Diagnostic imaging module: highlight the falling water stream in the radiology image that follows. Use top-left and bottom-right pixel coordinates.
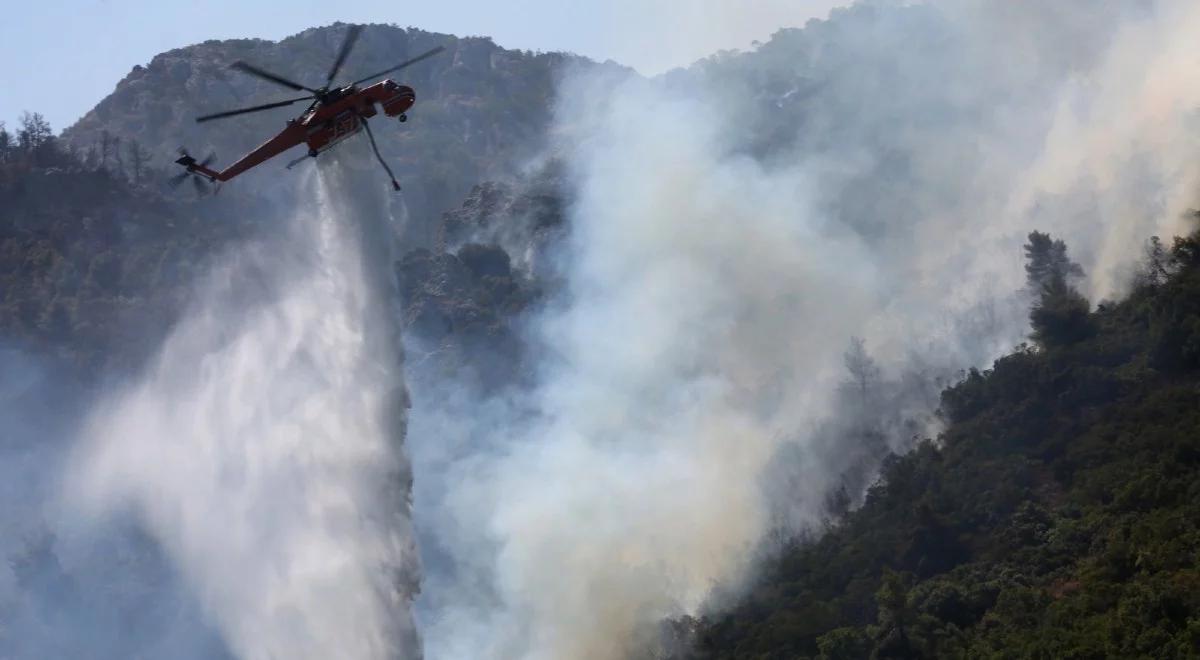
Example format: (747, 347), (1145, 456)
(67, 151), (421, 660)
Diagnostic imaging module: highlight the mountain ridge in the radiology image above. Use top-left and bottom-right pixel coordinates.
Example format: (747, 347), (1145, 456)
(60, 22), (630, 246)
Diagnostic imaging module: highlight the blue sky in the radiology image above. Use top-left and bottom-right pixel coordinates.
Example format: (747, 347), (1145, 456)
(1, 0), (844, 132)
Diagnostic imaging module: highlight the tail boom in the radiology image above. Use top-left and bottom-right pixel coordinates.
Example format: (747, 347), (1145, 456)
(174, 154), (221, 182)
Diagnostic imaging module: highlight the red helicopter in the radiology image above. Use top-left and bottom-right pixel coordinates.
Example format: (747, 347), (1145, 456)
(173, 26), (442, 192)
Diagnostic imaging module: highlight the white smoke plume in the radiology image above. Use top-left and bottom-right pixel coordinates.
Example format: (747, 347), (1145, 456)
(409, 1), (1200, 658)
(64, 146), (421, 660)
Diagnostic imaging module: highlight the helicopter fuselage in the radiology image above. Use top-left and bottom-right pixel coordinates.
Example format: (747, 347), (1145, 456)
(180, 79), (415, 182)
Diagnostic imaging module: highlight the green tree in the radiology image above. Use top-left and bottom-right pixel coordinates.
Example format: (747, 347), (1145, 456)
(99, 130), (115, 171)
(818, 627), (872, 660)
(1025, 231), (1091, 348)
(110, 134), (125, 178)
(17, 112), (53, 152)
(872, 569), (918, 659)
(0, 121), (11, 161)
(1024, 230), (1083, 291)
(1030, 278), (1092, 348)
(1136, 236), (1171, 289)
(126, 139), (151, 184)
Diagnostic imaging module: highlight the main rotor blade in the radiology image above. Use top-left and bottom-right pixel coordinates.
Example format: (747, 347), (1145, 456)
(230, 61), (319, 93)
(326, 25), (363, 87)
(350, 46), (445, 86)
(196, 96), (315, 123)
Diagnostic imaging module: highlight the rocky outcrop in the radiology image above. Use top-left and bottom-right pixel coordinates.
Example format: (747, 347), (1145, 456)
(397, 173), (568, 392)
(397, 245), (529, 392)
(438, 164), (568, 274)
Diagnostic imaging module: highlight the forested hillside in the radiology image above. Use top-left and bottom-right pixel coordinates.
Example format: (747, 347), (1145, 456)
(689, 229), (1200, 658)
(0, 114), (263, 371)
(0, 112), (533, 378)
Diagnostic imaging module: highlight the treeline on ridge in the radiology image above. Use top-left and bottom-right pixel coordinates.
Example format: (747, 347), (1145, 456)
(0, 112), (257, 371)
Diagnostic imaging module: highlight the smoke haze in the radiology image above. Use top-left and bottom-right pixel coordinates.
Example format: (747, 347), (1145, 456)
(408, 1), (1200, 658)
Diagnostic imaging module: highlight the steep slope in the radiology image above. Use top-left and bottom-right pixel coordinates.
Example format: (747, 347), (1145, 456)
(61, 23), (623, 246)
(397, 171), (567, 394)
(0, 146), (263, 372)
(690, 231), (1200, 659)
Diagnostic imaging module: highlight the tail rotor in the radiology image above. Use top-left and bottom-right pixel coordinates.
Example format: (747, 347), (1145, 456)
(170, 148), (218, 195)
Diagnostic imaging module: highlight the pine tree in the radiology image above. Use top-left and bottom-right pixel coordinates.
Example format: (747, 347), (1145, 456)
(0, 121), (11, 162)
(99, 131), (114, 171)
(872, 569), (917, 659)
(1023, 230), (1084, 292)
(1136, 236), (1171, 289)
(84, 144), (100, 170)
(844, 336), (881, 421)
(9, 112), (63, 166)
(126, 139), (150, 184)
(17, 112), (53, 154)
(110, 135), (125, 179)
(1024, 231), (1091, 348)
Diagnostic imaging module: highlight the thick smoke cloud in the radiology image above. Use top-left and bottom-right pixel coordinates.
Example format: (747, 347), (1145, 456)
(409, 1), (1200, 658)
(63, 146), (421, 660)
